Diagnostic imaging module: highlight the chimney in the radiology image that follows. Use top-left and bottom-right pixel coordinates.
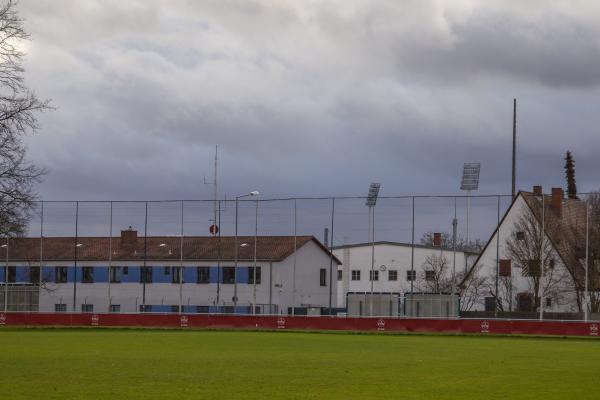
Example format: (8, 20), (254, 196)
(120, 226), (137, 246)
(324, 228), (329, 248)
(433, 232), (442, 247)
(532, 185), (542, 196)
(551, 187), (563, 218)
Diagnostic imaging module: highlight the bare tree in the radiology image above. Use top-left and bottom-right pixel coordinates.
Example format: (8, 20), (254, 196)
(420, 231), (486, 253)
(583, 192), (600, 312)
(0, 0), (50, 237)
(505, 206), (568, 312)
(456, 263), (488, 311)
(417, 254), (452, 293)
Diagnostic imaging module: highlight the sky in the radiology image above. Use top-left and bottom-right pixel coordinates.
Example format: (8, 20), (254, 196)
(15, 1), (600, 210)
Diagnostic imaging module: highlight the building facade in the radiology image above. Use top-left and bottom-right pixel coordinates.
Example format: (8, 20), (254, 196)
(0, 229), (340, 315)
(333, 242), (478, 310)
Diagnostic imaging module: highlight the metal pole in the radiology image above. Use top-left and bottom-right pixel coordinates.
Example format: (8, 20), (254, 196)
(466, 190), (471, 246)
(142, 201), (148, 311)
(216, 199), (221, 308)
(252, 197), (258, 315)
(73, 201), (79, 312)
(539, 194), (545, 320)
(179, 200), (184, 314)
(234, 196), (239, 312)
(512, 98), (517, 200)
(410, 196), (415, 315)
(38, 201), (44, 307)
(368, 206), (373, 316)
(3, 236), (8, 312)
(108, 201), (113, 312)
(495, 195), (500, 318)
(371, 206), (376, 316)
(585, 200), (589, 321)
(327, 197), (335, 314)
(452, 197), (457, 317)
(292, 199), (297, 317)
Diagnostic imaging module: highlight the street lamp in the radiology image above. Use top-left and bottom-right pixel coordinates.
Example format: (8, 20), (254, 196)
(234, 190), (259, 313)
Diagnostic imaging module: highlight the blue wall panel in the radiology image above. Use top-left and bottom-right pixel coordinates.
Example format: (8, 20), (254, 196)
(236, 267), (249, 284)
(121, 267), (140, 283)
(184, 267), (195, 284)
(16, 266), (31, 283)
(153, 266), (171, 283)
(94, 267), (109, 283)
(210, 267), (219, 284)
(42, 266), (55, 282)
(67, 266), (76, 283)
(0, 267), (4, 282)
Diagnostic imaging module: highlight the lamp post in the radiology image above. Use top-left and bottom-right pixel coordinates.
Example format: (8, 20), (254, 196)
(365, 183), (381, 317)
(234, 190), (259, 313)
(253, 195), (259, 315)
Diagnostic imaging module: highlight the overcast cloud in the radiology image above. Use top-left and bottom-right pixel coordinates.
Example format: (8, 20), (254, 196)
(17, 0), (600, 201)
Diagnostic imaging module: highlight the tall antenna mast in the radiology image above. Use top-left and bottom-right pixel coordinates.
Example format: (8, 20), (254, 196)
(205, 145), (219, 236)
(512, 98), (517, 199)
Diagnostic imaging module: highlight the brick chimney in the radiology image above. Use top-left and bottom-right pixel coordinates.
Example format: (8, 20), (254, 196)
(551, 187), (563, 218)
(120, 226), (137, 246)
(433, 232), (442, 247)
(532, 185), (542, 196)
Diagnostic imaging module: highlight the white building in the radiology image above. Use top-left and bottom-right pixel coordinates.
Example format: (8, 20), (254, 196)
(333, 241), (478, 309)
(0, 228), (340, 315)
(461, 187), (587, 314)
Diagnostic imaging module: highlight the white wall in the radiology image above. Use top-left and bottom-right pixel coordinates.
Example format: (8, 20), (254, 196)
(333, 243), (477, 308)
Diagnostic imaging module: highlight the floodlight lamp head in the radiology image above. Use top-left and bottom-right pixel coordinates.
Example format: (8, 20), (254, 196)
(365, 182), (381, 207)
(249, 190), (260, 196)
(460, 163), (481, 191)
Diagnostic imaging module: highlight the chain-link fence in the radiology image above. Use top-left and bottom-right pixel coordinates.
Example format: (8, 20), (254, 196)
(0, 191), (598, 321)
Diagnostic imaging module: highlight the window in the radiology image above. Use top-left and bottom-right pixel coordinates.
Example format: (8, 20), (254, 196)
(81, 304), (93, 313)
(196, 306), (209, 314)
(197, 267), (210, 284)
(369, 270), (379, 281)
(484, 297), (496, 312)
(55, 267), (68, 283)
(406, 270), (416, 281)
(499, 259), (512, 277)
(546, 297), (552, 307)
(7, 266), (15, 283)
(55, 303), (67, 312)
(516, 231), (525, 240)
(320, 268), (327, 286)
(527, 260), (541, 277)
(123, 266), (129, 275)
(517, 293), (533, 312)
(425, 270), (435, 281)
(140, 267), (153, 283)
(248, 266), (261, 284)
(110, 267), (122, 283)
(30, 267), (40, 284)
(170, 305), (180, 313)
(82, 267), (94, 283)
(337, 270), (343, 281)
(351, 270), (361, 281)
(110, 304), (120, 313)
(164, 266), (170, 275)
(171, 267), (183, 284)
(222, 267), (235, 284)
(388, 270), (398, 281)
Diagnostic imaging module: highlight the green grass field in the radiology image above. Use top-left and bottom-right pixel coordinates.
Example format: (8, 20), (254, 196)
(0, 329), (599, 399)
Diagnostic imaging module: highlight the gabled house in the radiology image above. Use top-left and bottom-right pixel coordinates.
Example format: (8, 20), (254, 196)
(461, 186), (589, 313)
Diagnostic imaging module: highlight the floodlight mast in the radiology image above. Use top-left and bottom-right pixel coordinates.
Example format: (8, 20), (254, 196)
(366, 183), (381, 317)
(460, 163), (480, 255)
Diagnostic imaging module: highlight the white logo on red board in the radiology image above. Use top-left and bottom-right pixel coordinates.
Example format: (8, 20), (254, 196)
(590, 324), (598, 336)
(480, 320), (490, 333)
(0, 313), (5, 325)
(277, 317), (286, 329)
(91, 314), (99, 326)
(377, 319), (386, 331)
(180, 315), (189, 328)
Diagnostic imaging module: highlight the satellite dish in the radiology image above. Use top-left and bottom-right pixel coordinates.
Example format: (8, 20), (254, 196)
(379, 265), (386, 272)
